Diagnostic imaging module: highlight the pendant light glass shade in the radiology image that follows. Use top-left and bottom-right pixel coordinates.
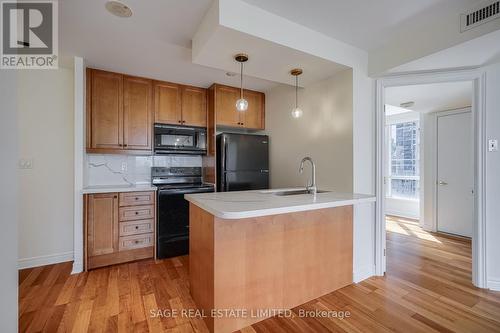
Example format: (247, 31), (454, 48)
(290, 68), (303, 118)
(291, 107), (303, 118)
(236, 98), (248, 111)
(235, 54), (249, 112)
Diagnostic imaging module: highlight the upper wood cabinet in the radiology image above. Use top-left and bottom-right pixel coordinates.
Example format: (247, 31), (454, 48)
(87, 193), (119, 257)
(154, 81), (207, 127)
(89, 70), (123, 150)
(87, 68), (153, 154)
(215, 85), (241, 127)
(154, 81), (182, 125)
(123, 76), (153, 150)
(181, 86), (207, 127)
(242, 89), (265, 130)
(211, 84), (265, 130)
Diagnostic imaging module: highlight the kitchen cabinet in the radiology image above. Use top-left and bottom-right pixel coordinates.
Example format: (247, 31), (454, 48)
(86, 68), (153, 154)
(85, 190), (156, 270)
(211, 84), (265, 130)
(154, 81), (182, 124)
(123, 76), (153, 150)
(181, 85), (207, 127)
(88, 70), (123, 150)
(154, 81), (207, 127)
(86, 193), (119, 257)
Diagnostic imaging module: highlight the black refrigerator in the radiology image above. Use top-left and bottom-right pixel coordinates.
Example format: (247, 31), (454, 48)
(216, 133), (269, 192)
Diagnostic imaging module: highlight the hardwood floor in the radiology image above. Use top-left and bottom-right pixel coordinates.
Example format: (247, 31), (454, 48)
(19, 217), (500, 332)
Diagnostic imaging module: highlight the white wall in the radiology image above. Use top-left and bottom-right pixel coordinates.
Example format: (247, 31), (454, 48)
(17, 68), (75, 269)
(484, 63), (500, 290)
(0, 69), (19, 332)
(265, 69), (353, 192)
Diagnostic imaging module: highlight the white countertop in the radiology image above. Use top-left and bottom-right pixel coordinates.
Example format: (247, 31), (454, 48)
(185, 188), (376, 219)
(82, 184), (157, 194)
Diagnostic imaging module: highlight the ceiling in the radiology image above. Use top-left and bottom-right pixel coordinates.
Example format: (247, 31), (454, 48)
(385, 81), (472, 113)
(241, 0), (453, 51)
(60, 0), (495, 90)
(60, 0), (278, 91)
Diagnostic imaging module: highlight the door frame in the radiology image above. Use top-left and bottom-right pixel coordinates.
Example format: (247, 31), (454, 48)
(375, 68), (487, 288)
(434, 108), (473, 234)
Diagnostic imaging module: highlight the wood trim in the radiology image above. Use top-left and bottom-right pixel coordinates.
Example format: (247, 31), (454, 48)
(85, 148), (152, 155)
(83, 194), (88, 272)
(85, 68), (92, 150)
(87, 246), (154, 270)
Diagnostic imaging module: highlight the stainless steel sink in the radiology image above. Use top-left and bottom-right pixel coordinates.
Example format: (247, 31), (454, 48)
(273, 189), (330, 196)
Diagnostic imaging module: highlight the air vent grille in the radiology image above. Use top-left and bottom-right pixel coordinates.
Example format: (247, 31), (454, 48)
(461, 0), (500, 32)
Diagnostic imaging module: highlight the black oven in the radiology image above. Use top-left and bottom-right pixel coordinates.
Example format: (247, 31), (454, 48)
(154, 124), (207, 155)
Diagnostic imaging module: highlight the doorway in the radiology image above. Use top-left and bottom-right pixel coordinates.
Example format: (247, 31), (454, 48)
(375, 69), (487, 288)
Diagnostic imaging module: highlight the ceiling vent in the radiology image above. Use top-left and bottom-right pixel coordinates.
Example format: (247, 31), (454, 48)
(461, 0), (500, 32)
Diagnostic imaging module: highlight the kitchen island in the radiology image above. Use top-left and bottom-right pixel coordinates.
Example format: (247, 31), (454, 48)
(185, 189), (375, 333)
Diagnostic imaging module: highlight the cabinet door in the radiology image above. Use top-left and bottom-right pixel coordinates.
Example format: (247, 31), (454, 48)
(87, 193), (119, 257)
(241, 90), (265, 129)
(181, 86), (207, 127)
(89, 70), (123, 149)
(123, 76), (153, 151)
(215, 85), (241, 127)
(154, 81), (182, 125)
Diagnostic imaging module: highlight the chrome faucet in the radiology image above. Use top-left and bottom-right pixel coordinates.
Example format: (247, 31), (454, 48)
(299, 157), (317, 195)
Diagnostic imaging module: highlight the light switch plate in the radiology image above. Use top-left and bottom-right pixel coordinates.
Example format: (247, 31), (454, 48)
(121, 162), (128, 172)
(489, 139), (498, 152)
(19, 158), (34, 169)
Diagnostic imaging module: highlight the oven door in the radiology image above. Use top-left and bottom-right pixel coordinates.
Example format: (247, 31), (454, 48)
(156, 187), (213, 259)
(154, 125), (207, 154)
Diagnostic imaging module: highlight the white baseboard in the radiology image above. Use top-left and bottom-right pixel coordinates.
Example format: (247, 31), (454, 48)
(71, 259), (83, 274)
(353, 265), (375, 283)
(488, 279), (500, 291)
(18, 251), (73, 269)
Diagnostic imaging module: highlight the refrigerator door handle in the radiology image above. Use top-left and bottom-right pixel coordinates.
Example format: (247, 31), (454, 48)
(221, 135), (227, 191)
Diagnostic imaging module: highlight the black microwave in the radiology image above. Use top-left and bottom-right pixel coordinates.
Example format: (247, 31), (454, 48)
(154, 124), (207, 155)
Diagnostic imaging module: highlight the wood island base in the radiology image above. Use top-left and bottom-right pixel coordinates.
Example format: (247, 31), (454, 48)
(189, 203), (353, 333)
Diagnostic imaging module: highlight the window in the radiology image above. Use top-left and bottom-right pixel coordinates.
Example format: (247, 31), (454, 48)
(386, 120), (420, 200)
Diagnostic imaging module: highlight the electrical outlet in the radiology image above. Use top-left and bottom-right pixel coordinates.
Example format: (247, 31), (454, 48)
(489, 139), (498, 152)
(18, 158), (34, 169)
(121, 162), (128, 172)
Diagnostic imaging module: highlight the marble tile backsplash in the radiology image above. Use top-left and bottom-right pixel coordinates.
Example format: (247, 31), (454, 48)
(85, 154), (202, 187)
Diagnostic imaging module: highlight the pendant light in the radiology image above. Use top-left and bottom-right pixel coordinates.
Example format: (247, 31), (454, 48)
(234, 53), (249, 112)
(290, 68), (303, 118)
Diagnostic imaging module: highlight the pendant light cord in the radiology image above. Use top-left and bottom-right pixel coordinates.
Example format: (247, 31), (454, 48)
(295, 75), (298, 108)
(240, 62), (244, 99)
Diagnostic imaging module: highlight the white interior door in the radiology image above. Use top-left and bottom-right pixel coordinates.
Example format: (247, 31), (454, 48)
(437, 111), (473, 237)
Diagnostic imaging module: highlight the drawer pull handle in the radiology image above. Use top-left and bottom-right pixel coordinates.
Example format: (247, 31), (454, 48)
(135, 226), (139, 229)
(135, 212), (139, 215)
(134, 240), (139, 244)
(135, 197), (139, 200)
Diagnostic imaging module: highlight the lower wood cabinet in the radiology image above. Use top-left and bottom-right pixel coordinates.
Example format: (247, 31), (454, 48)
(85, 191), (156, 270)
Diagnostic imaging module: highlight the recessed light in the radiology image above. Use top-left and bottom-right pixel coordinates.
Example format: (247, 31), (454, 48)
(105, 1), (132, 18)
(400, 101), (415, 108)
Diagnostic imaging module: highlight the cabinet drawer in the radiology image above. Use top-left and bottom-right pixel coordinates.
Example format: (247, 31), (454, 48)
(119, 191), (154, 207)
(119, 233), (154, 251)
(119, 219), (154, 236)
(119, 205), (154, 221)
